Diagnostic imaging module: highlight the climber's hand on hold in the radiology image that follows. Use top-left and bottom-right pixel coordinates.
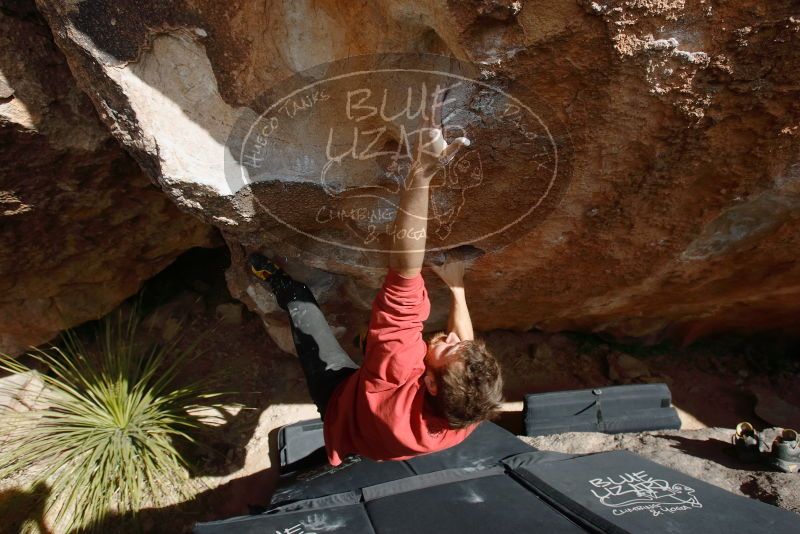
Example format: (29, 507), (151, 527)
(413, 89), (471, 173)
(415, 129), (471, 172)
(430, 260), (466, 291)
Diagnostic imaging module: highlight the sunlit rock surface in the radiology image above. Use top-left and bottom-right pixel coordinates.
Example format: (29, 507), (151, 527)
(33, 0), (800, 346)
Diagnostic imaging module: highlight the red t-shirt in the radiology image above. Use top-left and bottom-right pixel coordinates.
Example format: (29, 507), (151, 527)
(323, 268), (475, 466)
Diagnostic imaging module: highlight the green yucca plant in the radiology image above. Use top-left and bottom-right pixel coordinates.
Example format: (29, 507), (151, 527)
(0, 308), (222, 532)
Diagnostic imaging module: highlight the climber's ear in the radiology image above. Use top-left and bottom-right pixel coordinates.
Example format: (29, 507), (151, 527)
(424, 370), (438, 396)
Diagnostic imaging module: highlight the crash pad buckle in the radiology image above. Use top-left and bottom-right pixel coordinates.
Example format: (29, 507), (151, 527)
(592, 388), (604, 431)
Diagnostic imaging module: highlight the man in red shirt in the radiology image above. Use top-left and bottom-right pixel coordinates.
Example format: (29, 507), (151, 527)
(249, 93), (503, 465)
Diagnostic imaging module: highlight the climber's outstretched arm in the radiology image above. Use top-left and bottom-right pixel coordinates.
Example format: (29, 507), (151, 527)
(430, 260), (474, 341)
(389, 94), (470, 278)
(388, 163), (436, 278)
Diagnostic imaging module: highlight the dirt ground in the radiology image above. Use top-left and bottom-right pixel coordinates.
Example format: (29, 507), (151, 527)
(1, 248), (798, 532)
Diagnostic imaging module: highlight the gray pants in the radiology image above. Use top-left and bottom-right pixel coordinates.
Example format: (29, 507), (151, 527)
(270, 273), (359, 420)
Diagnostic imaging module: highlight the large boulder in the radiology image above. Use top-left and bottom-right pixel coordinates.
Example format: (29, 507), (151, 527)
(32, 0), (800, 346)
(0, 2), (216, 354)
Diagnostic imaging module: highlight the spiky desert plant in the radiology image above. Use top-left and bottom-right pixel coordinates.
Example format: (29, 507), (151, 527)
(0, 309), (222, 532)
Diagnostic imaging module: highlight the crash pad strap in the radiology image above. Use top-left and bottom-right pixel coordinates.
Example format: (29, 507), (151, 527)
(265, 490), (363, 515)
(267, 465), (506, 514)
(508, 465), (624, 534)
(594, 388), (604, 429)
(362, 466), (505, 502)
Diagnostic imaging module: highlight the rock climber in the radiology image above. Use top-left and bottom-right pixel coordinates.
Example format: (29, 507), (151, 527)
(248, 92), (503, 465)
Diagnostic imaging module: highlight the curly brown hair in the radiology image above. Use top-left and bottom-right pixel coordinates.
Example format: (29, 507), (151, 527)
(429, 338), (504, 429)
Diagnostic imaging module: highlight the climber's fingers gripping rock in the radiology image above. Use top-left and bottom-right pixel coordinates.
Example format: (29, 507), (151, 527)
(415, 90), (471, 171)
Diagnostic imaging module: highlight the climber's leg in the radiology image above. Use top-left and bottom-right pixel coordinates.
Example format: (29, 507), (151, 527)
(249, 254), (358, 420)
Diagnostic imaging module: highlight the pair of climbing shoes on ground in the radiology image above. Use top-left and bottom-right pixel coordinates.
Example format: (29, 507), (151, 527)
(733, 422), (799, 473)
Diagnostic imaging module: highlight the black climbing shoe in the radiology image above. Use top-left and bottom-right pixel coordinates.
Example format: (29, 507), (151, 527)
(769, 428), (799, 473)
(247, 252), (295, 309)
(732, 422), (761, 462)
(248, 253), (282, 281)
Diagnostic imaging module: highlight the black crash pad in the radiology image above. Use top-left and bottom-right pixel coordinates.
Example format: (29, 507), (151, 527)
(194, 503), (374, 534)
(364, 472), (585, 534)
(523, 383), (681, 437)
(271, 419), (533, 505)
(509, 449), (800, 533)
(195, 421), (800, 534)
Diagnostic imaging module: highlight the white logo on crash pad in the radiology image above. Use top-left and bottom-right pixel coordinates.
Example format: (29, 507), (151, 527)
(589, 470), (702, 517)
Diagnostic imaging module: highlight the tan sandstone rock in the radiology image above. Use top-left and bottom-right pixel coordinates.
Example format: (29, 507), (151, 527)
(0, 3), (216, 354)
(31, 0), (800, 349)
